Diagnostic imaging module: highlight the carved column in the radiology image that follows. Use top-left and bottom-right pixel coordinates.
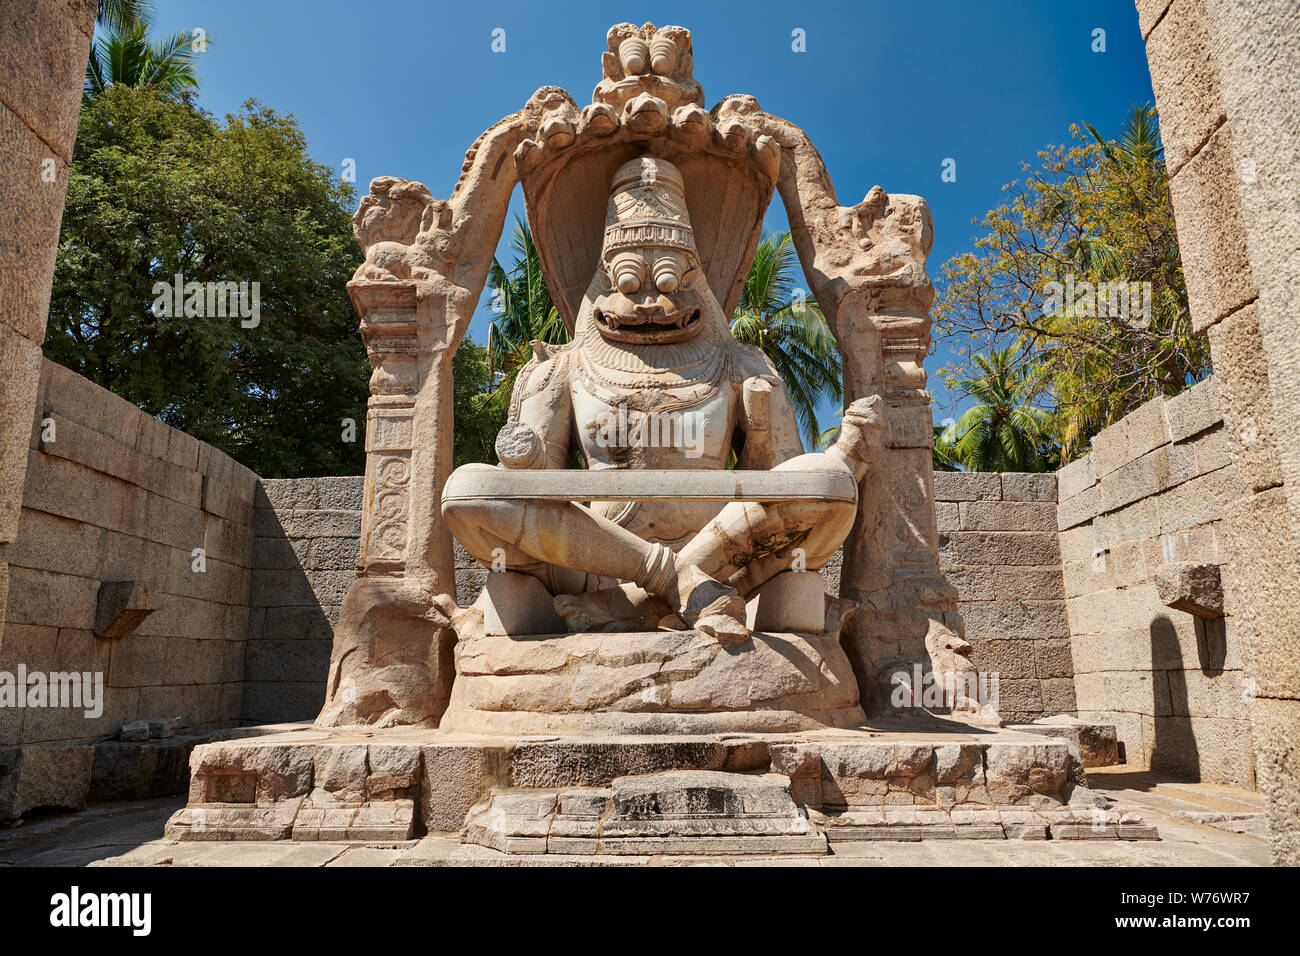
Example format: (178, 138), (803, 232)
(769, 119), (957, 712)
(352, 281), (419, 579)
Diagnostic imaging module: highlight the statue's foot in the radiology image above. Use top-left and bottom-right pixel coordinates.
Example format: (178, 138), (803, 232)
(674, 564), (750, 646)
(554, 584), (670, 633)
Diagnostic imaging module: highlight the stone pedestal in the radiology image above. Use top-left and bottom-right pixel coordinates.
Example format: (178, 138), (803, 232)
(439, 626), (865, 735)
(163, 720), (1157, 849)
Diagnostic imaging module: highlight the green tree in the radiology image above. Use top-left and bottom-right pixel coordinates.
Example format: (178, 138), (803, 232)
(97, 0), (149, 30)
(85, 2), (205, 100)
(47, 86), (367, 477)
(932, 423), (961, 472)
(937, 347), (1055, 472)
(934, 105), (1207, 462)
(729, 232), (841, 449)
(452, 338), (506, 467)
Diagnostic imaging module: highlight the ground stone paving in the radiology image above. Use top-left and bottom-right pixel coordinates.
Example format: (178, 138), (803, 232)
(0, 767), (1270, 867)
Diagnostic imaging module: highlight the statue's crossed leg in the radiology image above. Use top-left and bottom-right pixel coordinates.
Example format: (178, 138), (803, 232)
(442, 457), (858, 643)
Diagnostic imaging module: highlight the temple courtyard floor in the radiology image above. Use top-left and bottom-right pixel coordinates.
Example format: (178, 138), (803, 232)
(0, 767), (1269, 867)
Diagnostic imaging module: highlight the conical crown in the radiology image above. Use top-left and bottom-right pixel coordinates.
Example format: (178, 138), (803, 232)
(603, 157), (696, 261)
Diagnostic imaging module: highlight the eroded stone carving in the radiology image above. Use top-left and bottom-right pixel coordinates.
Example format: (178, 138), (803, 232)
(318, 21), (991, 734)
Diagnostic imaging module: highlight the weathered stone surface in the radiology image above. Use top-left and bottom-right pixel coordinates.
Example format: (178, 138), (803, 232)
(1000, 473), (1057, 503)
(463, 771), (825, 856)
(1056, 454), (1096, 502)
(744, 570), (824, 632)
(958, 500), (1057, 532)
(442, 625), (863, 735)
(0, 326), (42, 544)
(1169, 125), (1257, 333)
(1154, 561), (1224, 618)
(1145, 0), (1227, 175)
(0, 744), (94, 822)
(933, 472), (1000, 501)
(477, 571), (567, 636)
(93, 579), (159, 639)
(1007, 715), (1120, 768)
(1206, 303), (1282, 491)
(1166, 378), (1221, 443)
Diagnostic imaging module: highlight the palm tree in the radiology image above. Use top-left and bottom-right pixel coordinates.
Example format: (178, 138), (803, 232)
(932, 423), (961, 472)
(85, 3), (205, 100)
(939, 346), (1055, 472)
(729, 232), (842, 448)
(482, 218), (570, 416)
(97, 0), (149, 30)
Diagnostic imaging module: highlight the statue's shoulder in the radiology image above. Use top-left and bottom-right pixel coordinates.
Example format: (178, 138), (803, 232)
(729, 339), (786, 385)
(508, 340), (575, 419)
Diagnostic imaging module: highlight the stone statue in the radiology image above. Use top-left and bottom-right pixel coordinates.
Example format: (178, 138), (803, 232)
(442, 156), (884, 646)
(314, 21), (995, 733)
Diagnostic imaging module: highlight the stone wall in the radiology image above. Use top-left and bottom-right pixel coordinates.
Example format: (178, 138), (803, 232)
(0, 1), (98, 686)
(245, 477), (363, 723)
(935, 472), (1074, 724)
(1136, 0), (1300, 866)
(242, 479), (493, 724)
(2, 359), (258, 748)
(1054, 377), (1254, 787)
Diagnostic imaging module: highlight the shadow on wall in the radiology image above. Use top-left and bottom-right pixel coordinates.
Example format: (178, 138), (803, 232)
(1148, 613), (1229, 783)
(244, 480), (364, 723)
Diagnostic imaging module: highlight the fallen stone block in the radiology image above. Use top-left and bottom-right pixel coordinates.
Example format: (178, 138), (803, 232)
(1007, 715), (1121, 768)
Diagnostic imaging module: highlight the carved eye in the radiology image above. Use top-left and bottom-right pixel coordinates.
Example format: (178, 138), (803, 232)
(612, 257), (643, 294)
(652, 256), (681, 293)
(649, 37), (678, 75)
(618, 37), (649, 75)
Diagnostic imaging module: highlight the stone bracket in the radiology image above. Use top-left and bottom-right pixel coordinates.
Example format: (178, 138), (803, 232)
(93, 579), (159, 639)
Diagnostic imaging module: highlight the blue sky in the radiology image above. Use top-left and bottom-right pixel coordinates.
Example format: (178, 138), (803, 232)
(155, 0), (1156, 431)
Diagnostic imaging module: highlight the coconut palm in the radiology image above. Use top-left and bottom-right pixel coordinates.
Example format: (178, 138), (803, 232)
(85, 3), (205, 100)
(939, 346), (1055, 472)
(932, 423), (961, 472)
(729, 232), (842, 448)
(97, 0), (149, 30)
(482, 218), (570, 416)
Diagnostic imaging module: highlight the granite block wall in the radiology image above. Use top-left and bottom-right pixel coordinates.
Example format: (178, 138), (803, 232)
(244, 477), (363, 723)
(935, 471), (1074, 724)
(1, 359), (258, 749)
(1055, 377), (1253, 787)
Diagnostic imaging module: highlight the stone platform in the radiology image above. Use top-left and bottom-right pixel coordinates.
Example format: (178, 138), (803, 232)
(163, 717), (1158, 849)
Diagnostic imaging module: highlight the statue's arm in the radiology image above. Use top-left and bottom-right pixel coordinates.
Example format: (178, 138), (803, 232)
(736, 370), (806, 469)
(496, 348), (575, 469)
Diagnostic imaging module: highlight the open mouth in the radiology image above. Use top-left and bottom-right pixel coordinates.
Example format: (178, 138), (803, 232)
(595, 308), (701, 333)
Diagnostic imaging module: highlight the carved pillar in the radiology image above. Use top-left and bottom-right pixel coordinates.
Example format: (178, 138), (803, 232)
(769, 119), (957, 712)
(352, 281), (419, 579)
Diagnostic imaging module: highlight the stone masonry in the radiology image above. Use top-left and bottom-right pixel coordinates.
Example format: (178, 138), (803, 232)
(1055, 377), (1252, 788)
(244, 478), (365, 723)
(934, 471), (1074, 724)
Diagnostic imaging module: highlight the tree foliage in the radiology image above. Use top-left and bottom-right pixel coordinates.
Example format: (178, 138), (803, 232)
(47, 86), (368, 477)
(934, 106), (1208, 463)
(936, 346), (1055, 472)
(86, 2), (205, 100)
(482, 218), (570, 419)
